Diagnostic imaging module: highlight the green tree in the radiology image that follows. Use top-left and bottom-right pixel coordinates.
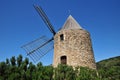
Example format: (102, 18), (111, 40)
(42, 66), (53, 80)
(6, 58), (10, 65)
(76, 67), (99, 80)
(17, 54), (23, 67)
(35, 62), (44, 80)
(65, 66), (76, 80)
(54, 64), (75, 80)
(0, 62), (7, 79)
(28, 62), (36, 79)
(10, 56), (16, 66)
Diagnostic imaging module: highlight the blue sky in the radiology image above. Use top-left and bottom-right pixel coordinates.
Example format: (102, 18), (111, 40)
(0, 0), (120, 65)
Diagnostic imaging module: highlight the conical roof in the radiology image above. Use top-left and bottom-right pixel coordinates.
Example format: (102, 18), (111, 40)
(61, 15), (82, 30)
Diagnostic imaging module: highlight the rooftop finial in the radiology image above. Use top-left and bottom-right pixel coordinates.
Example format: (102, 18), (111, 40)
(68, 9), (71, 15)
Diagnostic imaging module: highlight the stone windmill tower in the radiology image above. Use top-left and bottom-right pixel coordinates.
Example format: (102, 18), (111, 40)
(53, 15), (96, 69)
(22, 5), (96, 69)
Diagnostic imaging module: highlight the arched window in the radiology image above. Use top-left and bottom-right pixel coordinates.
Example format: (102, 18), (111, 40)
(60, 56), (67, 64)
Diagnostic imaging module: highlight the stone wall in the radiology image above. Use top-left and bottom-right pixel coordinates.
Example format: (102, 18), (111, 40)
(53, 29), (96, 69)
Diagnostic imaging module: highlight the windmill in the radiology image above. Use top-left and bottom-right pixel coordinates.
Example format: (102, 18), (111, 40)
(22, 4), (96, 69)
(22, 5), (56, 62)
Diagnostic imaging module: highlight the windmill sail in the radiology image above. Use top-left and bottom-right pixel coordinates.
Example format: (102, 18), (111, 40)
(33, 5), (56, 35)
(22, 5), (56, 62)
(21, 36), (54, 62)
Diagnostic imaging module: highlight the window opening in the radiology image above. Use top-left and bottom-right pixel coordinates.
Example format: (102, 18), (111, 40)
(60, 34), (64, 41)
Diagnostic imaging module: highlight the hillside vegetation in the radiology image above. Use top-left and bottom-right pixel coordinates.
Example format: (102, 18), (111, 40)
(0, 55), (120, 80)
(96, 56), (120, 80)
(97, 56), (120, 69)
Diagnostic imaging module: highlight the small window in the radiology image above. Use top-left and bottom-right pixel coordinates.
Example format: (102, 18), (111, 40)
(61, 56), (67, 64)
(60, 34), (64, 41)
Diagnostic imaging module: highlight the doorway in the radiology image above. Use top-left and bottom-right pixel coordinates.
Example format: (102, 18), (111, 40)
(60, 56), (67, 64)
